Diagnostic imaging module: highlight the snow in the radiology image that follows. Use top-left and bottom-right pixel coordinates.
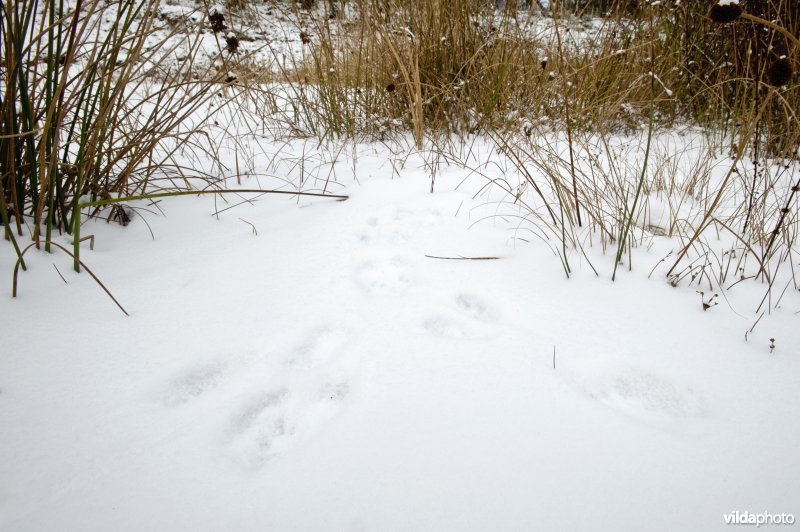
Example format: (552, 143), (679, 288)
(1, 136), (799, 531)
(1, 2), (799, 530)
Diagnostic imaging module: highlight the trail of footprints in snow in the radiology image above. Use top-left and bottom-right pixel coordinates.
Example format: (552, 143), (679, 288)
(162, 209), (500, 465)
(355, 208), (501, 339)
(423, 292), (499, 339)
(356, 206), (706, 424)
(160, 328), (351, 468)
(354, 207), (445, 297)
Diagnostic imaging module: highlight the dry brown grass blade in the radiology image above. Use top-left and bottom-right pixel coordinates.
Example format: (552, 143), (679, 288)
(13, 242), (129, 316)
(666, 94), (773, 277)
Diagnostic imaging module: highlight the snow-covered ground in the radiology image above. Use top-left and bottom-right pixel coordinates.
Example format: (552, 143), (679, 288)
(2, 1), (799, 530)
(1, 136), (798, 530)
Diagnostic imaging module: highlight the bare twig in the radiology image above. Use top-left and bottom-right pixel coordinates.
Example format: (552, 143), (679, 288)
(424, 255), (501, 260)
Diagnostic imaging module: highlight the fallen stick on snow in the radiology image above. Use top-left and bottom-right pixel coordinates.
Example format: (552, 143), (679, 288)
(424, 255), (500, 260)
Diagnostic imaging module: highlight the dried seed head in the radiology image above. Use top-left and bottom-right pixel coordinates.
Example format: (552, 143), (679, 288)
(708, 4), (743, 23)
(209, 12), (226, 33)
(767, 57), (793, 87)
(225, 34), (239, 54)
(59, 163), (78, 177)
(299, 31), (311, 44)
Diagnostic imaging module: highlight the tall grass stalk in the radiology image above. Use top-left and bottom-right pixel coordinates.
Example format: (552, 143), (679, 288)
(612, 98), (653, 281)
(1, 0), (230, 264)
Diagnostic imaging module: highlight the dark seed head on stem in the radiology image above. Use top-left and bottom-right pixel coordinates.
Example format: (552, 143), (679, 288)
(767, 57), (793, 87)
(209, 12), (226, 33)
(708, 4), (743, 24)
(225, 34), (239, 54)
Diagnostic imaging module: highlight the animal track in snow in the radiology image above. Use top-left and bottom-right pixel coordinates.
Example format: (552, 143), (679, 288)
(571, 367), (707, 421)
(422, 292), (497, 339)
(320, 380), (350, 402)
(225, 381), (351, 468)
(356, 256), (412, 296)
(358, 215), (409, 244)
(285, 327), (349, 370)
(422, 315), (472, 339)
(156, 331), (355, 470)
(161, 362), (226, 406)
(230, 390), (287, 435)
(358, 207), (442, 245)
(454, 292), (496, 322)
(226, 389), (291, 466)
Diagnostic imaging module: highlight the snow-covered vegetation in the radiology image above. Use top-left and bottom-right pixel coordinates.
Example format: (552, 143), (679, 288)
(1, 0), (798, 529)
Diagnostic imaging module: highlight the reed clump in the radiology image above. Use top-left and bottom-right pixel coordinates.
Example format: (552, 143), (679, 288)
(1, 0), (229, 265)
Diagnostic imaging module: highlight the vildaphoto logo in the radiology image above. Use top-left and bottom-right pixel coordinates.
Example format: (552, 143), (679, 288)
(724, 511), (796, 527)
